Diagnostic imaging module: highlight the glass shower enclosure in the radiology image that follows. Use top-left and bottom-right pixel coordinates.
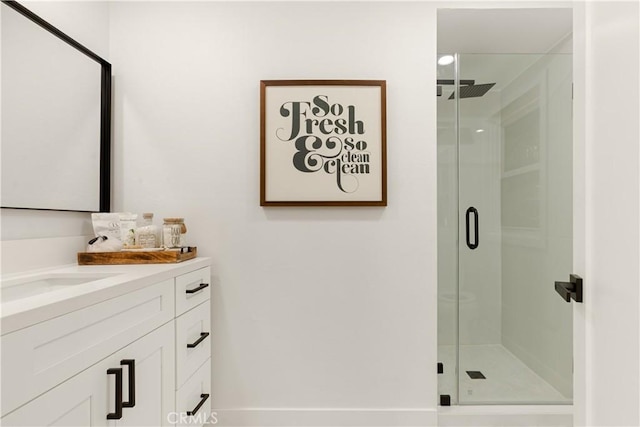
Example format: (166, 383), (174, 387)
(437, 52), (573, 405)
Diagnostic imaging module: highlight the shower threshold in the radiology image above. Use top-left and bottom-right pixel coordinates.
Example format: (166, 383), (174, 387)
(438, 404), (572, 427)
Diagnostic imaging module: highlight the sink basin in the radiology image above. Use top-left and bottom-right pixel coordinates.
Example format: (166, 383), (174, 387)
(1, 272), (118, 303)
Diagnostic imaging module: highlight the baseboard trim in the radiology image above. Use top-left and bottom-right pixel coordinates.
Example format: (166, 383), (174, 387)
(212, 408), (437, 427)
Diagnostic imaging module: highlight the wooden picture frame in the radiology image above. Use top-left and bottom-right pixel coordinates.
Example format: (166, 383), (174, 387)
(260, 80), (387, 206)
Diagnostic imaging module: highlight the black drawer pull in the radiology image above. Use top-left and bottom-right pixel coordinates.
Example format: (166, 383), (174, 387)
(106, 368), (123, 420)
(186, 283), (209, 294)
(187, 332), (210, 349)
(120, 359), (136, 408)
(187, 393), (210, 416)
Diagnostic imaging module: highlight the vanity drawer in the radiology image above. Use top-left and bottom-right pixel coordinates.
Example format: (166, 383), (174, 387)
(1, 279), (174, 417)
(175, 267), (211, 317)
(176, 300), (211, 389)
(176, 359), (212, 427)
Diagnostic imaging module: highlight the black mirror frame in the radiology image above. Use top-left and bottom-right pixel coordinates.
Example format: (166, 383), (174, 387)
(1, 0), (111, 212)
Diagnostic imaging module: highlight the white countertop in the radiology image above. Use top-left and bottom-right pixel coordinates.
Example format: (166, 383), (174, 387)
(0, 257), (211, 335)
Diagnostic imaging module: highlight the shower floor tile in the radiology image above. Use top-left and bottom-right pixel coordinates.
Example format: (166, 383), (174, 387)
(438, 344), (571, 404)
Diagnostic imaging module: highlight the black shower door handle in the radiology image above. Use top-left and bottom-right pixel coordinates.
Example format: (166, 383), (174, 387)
(466, 207), (479, 250)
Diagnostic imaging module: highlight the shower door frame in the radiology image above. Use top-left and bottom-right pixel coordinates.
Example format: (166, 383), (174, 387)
(455, 51), (574, 406)
(437, 29), (581, 411)
(438, 2), (640, 424)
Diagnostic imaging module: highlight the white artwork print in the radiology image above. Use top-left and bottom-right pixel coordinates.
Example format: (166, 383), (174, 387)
(262, 82), (385, 205)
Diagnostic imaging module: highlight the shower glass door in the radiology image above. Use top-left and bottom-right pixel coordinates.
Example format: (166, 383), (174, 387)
(437, 52), (573, 405)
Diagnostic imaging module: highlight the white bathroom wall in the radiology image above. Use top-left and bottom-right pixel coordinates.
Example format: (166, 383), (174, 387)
(0, 1), (110, 244)
(109, 2), (438, 425)
(576, 1), (640, 425)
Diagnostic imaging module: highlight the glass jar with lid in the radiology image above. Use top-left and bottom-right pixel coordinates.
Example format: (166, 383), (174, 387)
(162, 217), (187, 248)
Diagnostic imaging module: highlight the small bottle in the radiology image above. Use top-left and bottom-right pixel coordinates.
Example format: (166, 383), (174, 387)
(163, 217), (187, 248)
(136, 213), (160, 248)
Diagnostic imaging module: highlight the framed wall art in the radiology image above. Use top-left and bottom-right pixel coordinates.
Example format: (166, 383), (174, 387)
(260, 80), (387, 206)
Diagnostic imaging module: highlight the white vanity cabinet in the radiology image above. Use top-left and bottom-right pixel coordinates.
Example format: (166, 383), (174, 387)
(174, 267), (213, 427)
(0, 259), (212, 427)
(2, 322), (175, 427)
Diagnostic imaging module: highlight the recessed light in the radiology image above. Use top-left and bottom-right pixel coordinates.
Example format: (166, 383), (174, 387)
(476, 129), (485, 133)
(438, 55), (455, 66)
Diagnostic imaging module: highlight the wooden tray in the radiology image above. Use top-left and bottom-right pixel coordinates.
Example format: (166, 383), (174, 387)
(78, 247), (197, 265)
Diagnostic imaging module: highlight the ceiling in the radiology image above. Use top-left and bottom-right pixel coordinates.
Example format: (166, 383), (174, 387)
(437, 8), (572, 93)
(438, 8), (573, 54)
